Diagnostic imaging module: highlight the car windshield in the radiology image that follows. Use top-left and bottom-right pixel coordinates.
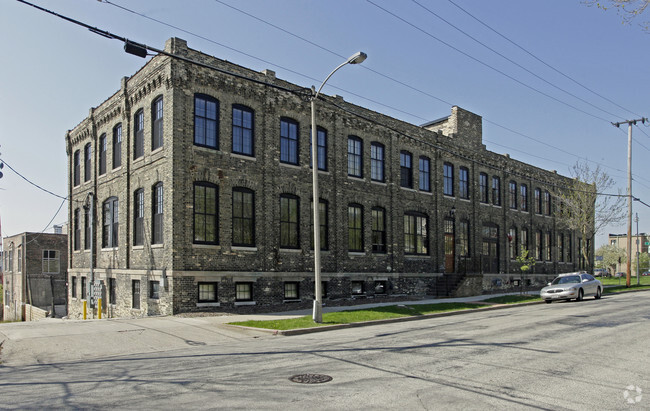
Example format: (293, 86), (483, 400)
(551, 275), (581, 285)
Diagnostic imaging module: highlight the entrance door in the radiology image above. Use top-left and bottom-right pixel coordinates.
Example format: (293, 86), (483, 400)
(444, 219), (455, 273)
(482, 224), (499, 273)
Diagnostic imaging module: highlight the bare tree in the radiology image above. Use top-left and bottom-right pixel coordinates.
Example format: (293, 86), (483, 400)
(554, 161), (626, 270)
(584, 0), (650, 31)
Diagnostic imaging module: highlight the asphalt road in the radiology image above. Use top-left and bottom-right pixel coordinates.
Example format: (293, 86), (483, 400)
(1, 292), (648, 410)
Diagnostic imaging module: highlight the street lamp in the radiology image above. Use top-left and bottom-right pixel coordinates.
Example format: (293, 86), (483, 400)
(311, 51), (367, 323)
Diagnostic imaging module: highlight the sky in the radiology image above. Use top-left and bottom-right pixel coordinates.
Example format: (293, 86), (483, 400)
(0, 0), (648, 249)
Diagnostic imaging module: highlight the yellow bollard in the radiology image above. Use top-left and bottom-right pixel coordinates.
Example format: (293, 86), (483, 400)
(98, 298), (102, 319)
(83, 300), (87, 320)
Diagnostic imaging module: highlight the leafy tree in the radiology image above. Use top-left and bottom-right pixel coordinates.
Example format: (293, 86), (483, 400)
(584, 0), (650, 31)
(595, 244), (627, 275)
(516, 246), (536, 274)
(554, 161), (626, 272)
(632, 251), (650, 273)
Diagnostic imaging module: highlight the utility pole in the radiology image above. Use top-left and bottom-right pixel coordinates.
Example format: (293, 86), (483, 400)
(612, 117), (647, 288)
(635, 213), (640, 285)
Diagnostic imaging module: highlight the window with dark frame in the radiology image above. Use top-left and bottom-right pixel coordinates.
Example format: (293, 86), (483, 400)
(152, 182), (163, 244)
(371, 207), (387, 253)
(73, 150), (80, 187)
(280, 194), (299, 248)
(479, 173), (488, 203)
(71, 276), (77, 298)
(74, 208), (81, 251)
(370, 142), (384, 182)
(235, 282), (253, 301)
(458, 220), (470, 257)
(543, 191), (551, 215)
(42, 250), (60, 274)
(193, 182), (218, 244)
(84, 206), (90, 250)
(492, 176), (501, 206)
(81, 276), (87, 300)
(534, 188), (542, 214)
(404, 212), (428, 255)
(400, 151), (413, 188)
(509, 181), (517, 209)
(309, 127), (327, 170)
(374, 281), (387, 295)
(233, 187), (255, 246)
(134, 189), (144, 246)
(132, 280), (141, 309)
(152, 96), (164, 151)
(321, 281), (328, 299)
(233, 105), (254, 156)
(348, 136), (363, 177)
(113, 123), (122, 169)
(348, 204), (364, 252)
(99, 134), (107, 175)
(459, 167), (469, 199)
(310, 199), (328, 250)
(134, 109), (144, 159)
(280, 118), (299, 165)
(557, 233), (564, 262)
(84, 143), (91, 182)
(198, 282), (218, 303)
(535, 230), (542, 260)
(109, 278), (116, 305)
(520, 184), (528, 212)
(567, 235), (572, 262)
(508, 227), (517, 259)
(521, 227), (529, 253)
(194, 94), (219, 149)
(284, 282), (299, 300)
(102, 197), (119, 248)
(149, 280), (160, 299)
(545, 231), (551, 260)
(351, 281), (364, 295)
(419, 156), (431, 192)
(443, 162), (453, 196)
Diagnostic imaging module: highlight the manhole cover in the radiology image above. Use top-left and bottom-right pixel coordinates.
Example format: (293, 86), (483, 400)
(289, 374), (333, 384)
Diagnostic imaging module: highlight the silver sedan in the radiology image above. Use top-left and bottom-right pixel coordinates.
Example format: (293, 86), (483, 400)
(540, 272), (603, 303)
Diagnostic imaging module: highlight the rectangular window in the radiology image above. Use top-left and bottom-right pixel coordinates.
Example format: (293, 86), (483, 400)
(567, 235), (572, 262)
(558, 233), (564, 262)
(280, 118), (299, 165)
(233, 105), (254, 156)
(534, 188), (542, 214)
(543, 191), (551, 215)
(74, 208), (81, 251)
(84, 143), (91, 182)
(280, 195), (299, 248)
(458, 220), (469, 257)
(198, 282), (218, 303)
(348, 136), (363, 177)
(508, 228), (517, 259)
(194, 183), (218, 244)
(371, 207), (387, 253)
(132, 280), (141, 309)
(535, 230), (542, 261)
(152, 183), (163, 244)
(419, 157), (431, 192)
(83, 205), (90, 249)
(348, 204), (364, 252)
(492, 176), (501, 206)
(284, 282), (299, 300)
(309, 127), (327, 170)
(194, 94), (219, 148)
(521, 228), (529, 253)
(73, 150), (80, 187)
(443, 162), (453, 196)
(233, 188), (255, 246)
(520, 184), (528, 212)
(102, 197), (119, 248)
(310, 199), (328, 250)
(404, 212), (428, 255)
(81, 276), (87, 300)
(42, 250), (60, 274)
(17, 250), (22, 273)
(152, 97), (164, 151)
(370, 142), (384, 182)
(509, 181), (517, 209)
(134, 109), (144, 159)
(236, 282), (253, 301)
(459, 167), (469, 199)
(400, 151), (412, 188)
(479, 173), (488, 203)
(134, 189), (144, 246)
(545, 232), (551, 261)
(351, 281), (364, 295)
(374, 281), (387, 295)
(149, 280), (160, 299)
(113, 123), (122, 169)
(99, 134), (107, 175)
(109, 278), (116, 305)
(71, 276), (77, 299)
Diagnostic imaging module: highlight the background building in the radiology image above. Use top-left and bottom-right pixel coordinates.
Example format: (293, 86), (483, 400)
(2, 231), (68, 321)
(608, 233), (649, 275)
(66, 38), (593, 318)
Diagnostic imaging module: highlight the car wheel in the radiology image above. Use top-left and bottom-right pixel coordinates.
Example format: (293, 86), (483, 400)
(576, 289), (584, 302)
(545, 300), (552, 304)
(595, 287), (601, 300)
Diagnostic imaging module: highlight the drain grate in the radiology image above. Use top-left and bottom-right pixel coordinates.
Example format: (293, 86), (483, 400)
(289, 374), (333, 384)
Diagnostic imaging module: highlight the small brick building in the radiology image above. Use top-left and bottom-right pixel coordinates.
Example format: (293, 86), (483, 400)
(2, 232), (68, 321)
(66, 38), (593, 319)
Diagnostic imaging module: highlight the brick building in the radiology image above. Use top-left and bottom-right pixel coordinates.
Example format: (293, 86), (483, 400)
(608, 233), (649, 275)
(2, 232), (68, 321)
(66, 38), (593, 318)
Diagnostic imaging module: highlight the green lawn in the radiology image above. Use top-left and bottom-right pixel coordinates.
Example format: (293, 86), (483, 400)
(481, 295), (542, 304)
(600, 276), (650, 286)
(230, 302), (480, 330)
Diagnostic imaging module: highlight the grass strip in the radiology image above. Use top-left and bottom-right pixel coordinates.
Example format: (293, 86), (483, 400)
(230, 302), (480, 330)
(604, 284), (650, 294)
(481, 295), (542, 304)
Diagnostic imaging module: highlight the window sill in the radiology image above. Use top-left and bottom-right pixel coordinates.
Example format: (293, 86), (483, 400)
(279, 162), (301, 170)
(148, 298), (160, 303)
(280, 248), (301, 253)
(101, 247), (118, 252)
(347, 175), (365, 182)
(231, 152), (256, 161)
(400, 186), (416, 192)
(132, 245), (144, 250)
(405, 254), (430, 259)
(420, 190), (433, 195)
(192, 244), (221, 250)
(151, 147), (164, 156)
(348, 252), (366, 256)
(197, 302), (220, 307)
(151, 243), (164, 249)
(371, 180), (387, 186)
(232, 246), (258, 252)
(193, 145), (220, 153)
(111, 166), (122, 173)
(234, 301), (256, 306)
(283, 299), (301, 303)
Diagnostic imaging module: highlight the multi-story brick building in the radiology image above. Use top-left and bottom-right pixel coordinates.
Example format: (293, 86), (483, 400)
(66, 38), (593, 318)
(2, 232), (68, 321)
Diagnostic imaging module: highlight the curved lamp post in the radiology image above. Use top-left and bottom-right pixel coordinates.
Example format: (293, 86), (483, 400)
(311, 51), (367, 323)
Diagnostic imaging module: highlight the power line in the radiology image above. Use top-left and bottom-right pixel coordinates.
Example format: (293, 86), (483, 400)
(0, 157), (67, 200)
